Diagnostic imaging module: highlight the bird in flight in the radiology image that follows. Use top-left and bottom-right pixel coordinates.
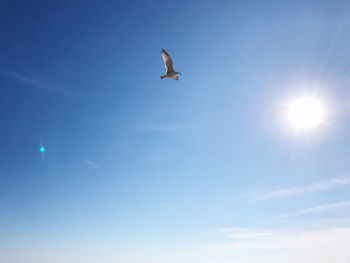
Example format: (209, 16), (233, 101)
(160, 49), (181, 80)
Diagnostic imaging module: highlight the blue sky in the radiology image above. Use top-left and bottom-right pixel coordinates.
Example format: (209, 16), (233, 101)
(1, 0), (350, 262)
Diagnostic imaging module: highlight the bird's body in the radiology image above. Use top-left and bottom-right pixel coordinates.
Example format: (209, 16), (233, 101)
(160, 49), (181, 80)
(161, 72), (179, 80)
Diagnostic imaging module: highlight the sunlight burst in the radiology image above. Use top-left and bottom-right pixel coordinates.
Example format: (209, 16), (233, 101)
(287, 97), (326, 132)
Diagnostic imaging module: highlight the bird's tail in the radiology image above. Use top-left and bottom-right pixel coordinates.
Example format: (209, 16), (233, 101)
(160, 75), (165, 79)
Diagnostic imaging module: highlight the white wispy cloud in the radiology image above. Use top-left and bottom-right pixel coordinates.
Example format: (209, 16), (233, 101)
(194, 227), (350, 263)
(147, 123), (187, 131)
(283, 200), (350, 217)
(0, 70), (73, 96)
(84, 159), (99, 168)
(134, 120), (188, 132)
(255, 176), (350, 200)
(216, 227), (276, 239)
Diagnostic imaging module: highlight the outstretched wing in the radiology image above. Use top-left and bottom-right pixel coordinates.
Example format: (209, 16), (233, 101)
(161, 49), (174, 73)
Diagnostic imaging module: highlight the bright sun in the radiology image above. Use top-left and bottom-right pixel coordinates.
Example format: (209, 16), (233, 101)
(287, 97), (326, 132)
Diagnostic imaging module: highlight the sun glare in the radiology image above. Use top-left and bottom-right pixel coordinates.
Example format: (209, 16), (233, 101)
(287, 97), (326, 132)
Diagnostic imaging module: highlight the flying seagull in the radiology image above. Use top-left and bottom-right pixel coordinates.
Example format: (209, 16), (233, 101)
(160, 49), (181, 80)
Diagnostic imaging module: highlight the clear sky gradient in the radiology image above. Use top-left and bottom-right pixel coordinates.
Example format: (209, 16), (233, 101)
(1, 1), (350, 262)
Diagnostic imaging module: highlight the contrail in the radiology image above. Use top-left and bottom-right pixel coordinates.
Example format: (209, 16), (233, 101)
(84, 159), (99, 168)
(0, 70), (74, 96)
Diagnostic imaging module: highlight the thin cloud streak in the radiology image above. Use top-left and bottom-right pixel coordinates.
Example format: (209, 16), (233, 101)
(283, 200), (350, 218)
(84, 160), (99, 168)
(256, 176), (350, 200)
(196, 227), (350, 263)
(215, 228), (276, 239)
(0, 70), (74, 96)
(140, 122), (187, 131)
